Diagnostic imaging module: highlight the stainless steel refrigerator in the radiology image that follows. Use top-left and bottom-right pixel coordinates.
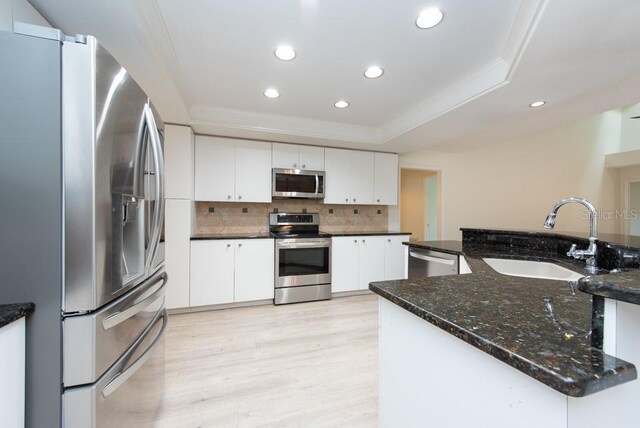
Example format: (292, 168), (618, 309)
(0, 24), (167, 428)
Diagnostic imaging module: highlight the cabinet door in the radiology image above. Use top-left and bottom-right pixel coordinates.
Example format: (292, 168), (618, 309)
(190, 240), (234, 306)
(299, 145), (324, 170)
(331, 237), (359, 292)
(164, 125), (194, 200)
(351, 151), (374, 205)
(234, 239), (275, 302)
(235, 140), (272, 203)
(358, 236), (385, 290)
(194, 136), (235, 201)
(324, 148), (352, 204)
(272, 142), (299, 169)
(164, 200), (192, 309)
(374, 153), (398, 205)
(384, 235), (410, 280)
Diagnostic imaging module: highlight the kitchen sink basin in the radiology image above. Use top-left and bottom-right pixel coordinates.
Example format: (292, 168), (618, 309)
(483, 258), (584, 281)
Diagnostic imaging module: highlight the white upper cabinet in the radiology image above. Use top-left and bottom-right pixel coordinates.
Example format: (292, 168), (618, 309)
(298, 145), (324, 170)
(324, 148), (374, 204)
(374, 153), (398, 205)
(352, 151), (374, 205)
(235, 140), (272, 203)
(195, 136), (271, 203)
(164, 124), (194, 200)
(272, 143), (324, 171)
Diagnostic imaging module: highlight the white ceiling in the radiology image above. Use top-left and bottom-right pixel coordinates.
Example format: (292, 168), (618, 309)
(27, 0), (640, 153)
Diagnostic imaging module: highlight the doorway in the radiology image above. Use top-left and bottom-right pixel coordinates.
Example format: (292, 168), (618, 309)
(400, 168), (440, 242)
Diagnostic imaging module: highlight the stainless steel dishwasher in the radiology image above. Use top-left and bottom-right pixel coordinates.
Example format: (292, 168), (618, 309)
(408, 247), (459, 278)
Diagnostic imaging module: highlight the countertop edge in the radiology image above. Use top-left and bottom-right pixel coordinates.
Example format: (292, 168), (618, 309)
(403, 241), (464, 256)
(191, 231), (412, 240)
(191, 235), (273, 240)
(369, 285), (637, 397)
(578, 277), (640, 305)
(0, 302), (35, 329)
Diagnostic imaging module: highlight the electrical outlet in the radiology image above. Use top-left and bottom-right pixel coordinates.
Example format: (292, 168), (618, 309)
(222, 213), (229, 222)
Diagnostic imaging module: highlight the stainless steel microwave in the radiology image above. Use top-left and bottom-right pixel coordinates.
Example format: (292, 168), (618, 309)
(272, 168), (325, 199)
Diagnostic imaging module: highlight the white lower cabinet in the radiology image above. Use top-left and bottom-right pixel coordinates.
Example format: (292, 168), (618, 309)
(164, 199), (192, 309)
(357, 237), (385, 290)
(384, 235), (410, 280)
(0, 317), (25, 428)
(190, 239), (274, 307)
(234, 239), (276, 301)
(332, 235), (408, 293)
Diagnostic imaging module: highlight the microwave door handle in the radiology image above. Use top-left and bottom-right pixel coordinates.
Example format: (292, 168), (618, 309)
(144, 104), (165, 270)
(315, 174), (319, 196)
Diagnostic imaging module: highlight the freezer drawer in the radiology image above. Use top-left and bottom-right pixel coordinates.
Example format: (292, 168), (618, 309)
(408, 248), (459, 278)
(63, 307), (167, 428)
(63, 270), (167, 386)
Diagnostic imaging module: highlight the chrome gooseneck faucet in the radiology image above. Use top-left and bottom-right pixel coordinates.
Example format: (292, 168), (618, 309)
(543, 197), (598, 268)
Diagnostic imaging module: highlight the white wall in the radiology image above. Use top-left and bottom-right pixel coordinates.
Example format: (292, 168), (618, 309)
(621, 103), (640, 152)
(400, 110), (622, 239)
(0, 0), (50, 31)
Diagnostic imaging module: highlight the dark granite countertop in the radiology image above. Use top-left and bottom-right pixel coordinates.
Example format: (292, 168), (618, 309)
(0, 303), (35, 328)
(579, 270), (640, 305)
(325, 231), (411, 237)
(191, 233), (273, 240)
(370, 239), (637, 397)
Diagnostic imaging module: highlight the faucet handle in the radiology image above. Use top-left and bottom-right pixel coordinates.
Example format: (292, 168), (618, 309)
(567, 244), (577, 257)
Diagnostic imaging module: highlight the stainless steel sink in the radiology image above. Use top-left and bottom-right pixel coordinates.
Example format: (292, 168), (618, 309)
(483, 258), (584, 281)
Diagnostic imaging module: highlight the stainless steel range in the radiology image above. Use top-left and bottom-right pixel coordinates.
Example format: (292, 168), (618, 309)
(270, 213), (332, 304)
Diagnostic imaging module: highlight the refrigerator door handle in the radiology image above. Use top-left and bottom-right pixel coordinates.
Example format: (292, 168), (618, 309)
(144, 103), (165, 270)
(102, 308), (167, 398)
(101, 272), (167, 330)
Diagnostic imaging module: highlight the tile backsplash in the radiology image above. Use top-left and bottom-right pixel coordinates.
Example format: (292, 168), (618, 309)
(195, 200), (388, 234)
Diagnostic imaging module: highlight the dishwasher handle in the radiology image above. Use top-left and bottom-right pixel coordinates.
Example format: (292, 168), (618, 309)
(409, 251), (455, 266)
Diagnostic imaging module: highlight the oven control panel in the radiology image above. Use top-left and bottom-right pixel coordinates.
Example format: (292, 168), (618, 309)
(270, 212), (319, 226)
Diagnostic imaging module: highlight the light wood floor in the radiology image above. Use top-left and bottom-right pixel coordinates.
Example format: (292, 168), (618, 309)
(154, 294), (379, 428)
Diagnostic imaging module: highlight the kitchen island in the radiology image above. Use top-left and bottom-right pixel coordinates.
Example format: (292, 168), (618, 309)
(370, 229), (640, 428)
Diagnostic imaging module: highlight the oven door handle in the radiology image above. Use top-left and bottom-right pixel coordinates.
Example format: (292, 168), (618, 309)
(277, 241), (331, 249)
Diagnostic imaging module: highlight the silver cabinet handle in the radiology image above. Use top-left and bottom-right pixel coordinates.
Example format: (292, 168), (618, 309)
(226, 243), (231, 248)
(362, 239), (366, 243)
(302, 164), (306, 169)
(238, 195), (242, 200)
(409, 251), (455, 266)
(388, 239), (391, 242)
(353, 198), (356, 202)
(345, 198), (349, 202)
(353, 239), (357, 243)
(238, 243), (243, 247)
(102, 271), (167, 331)
(102, 309), (167, 398)
(293, 163), (298, 168)
(227, 195), (232, 200)
(377, 199), (381, 203)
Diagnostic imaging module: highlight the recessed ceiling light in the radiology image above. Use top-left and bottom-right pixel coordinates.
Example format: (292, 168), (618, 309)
(529, 101), (546, 108)
(416, 8), (444, 29)
(264, 88), (280, 99)
(364, 66), (384, 79)
(275, 45), (296, 61)
(334, 100), (349, 109)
